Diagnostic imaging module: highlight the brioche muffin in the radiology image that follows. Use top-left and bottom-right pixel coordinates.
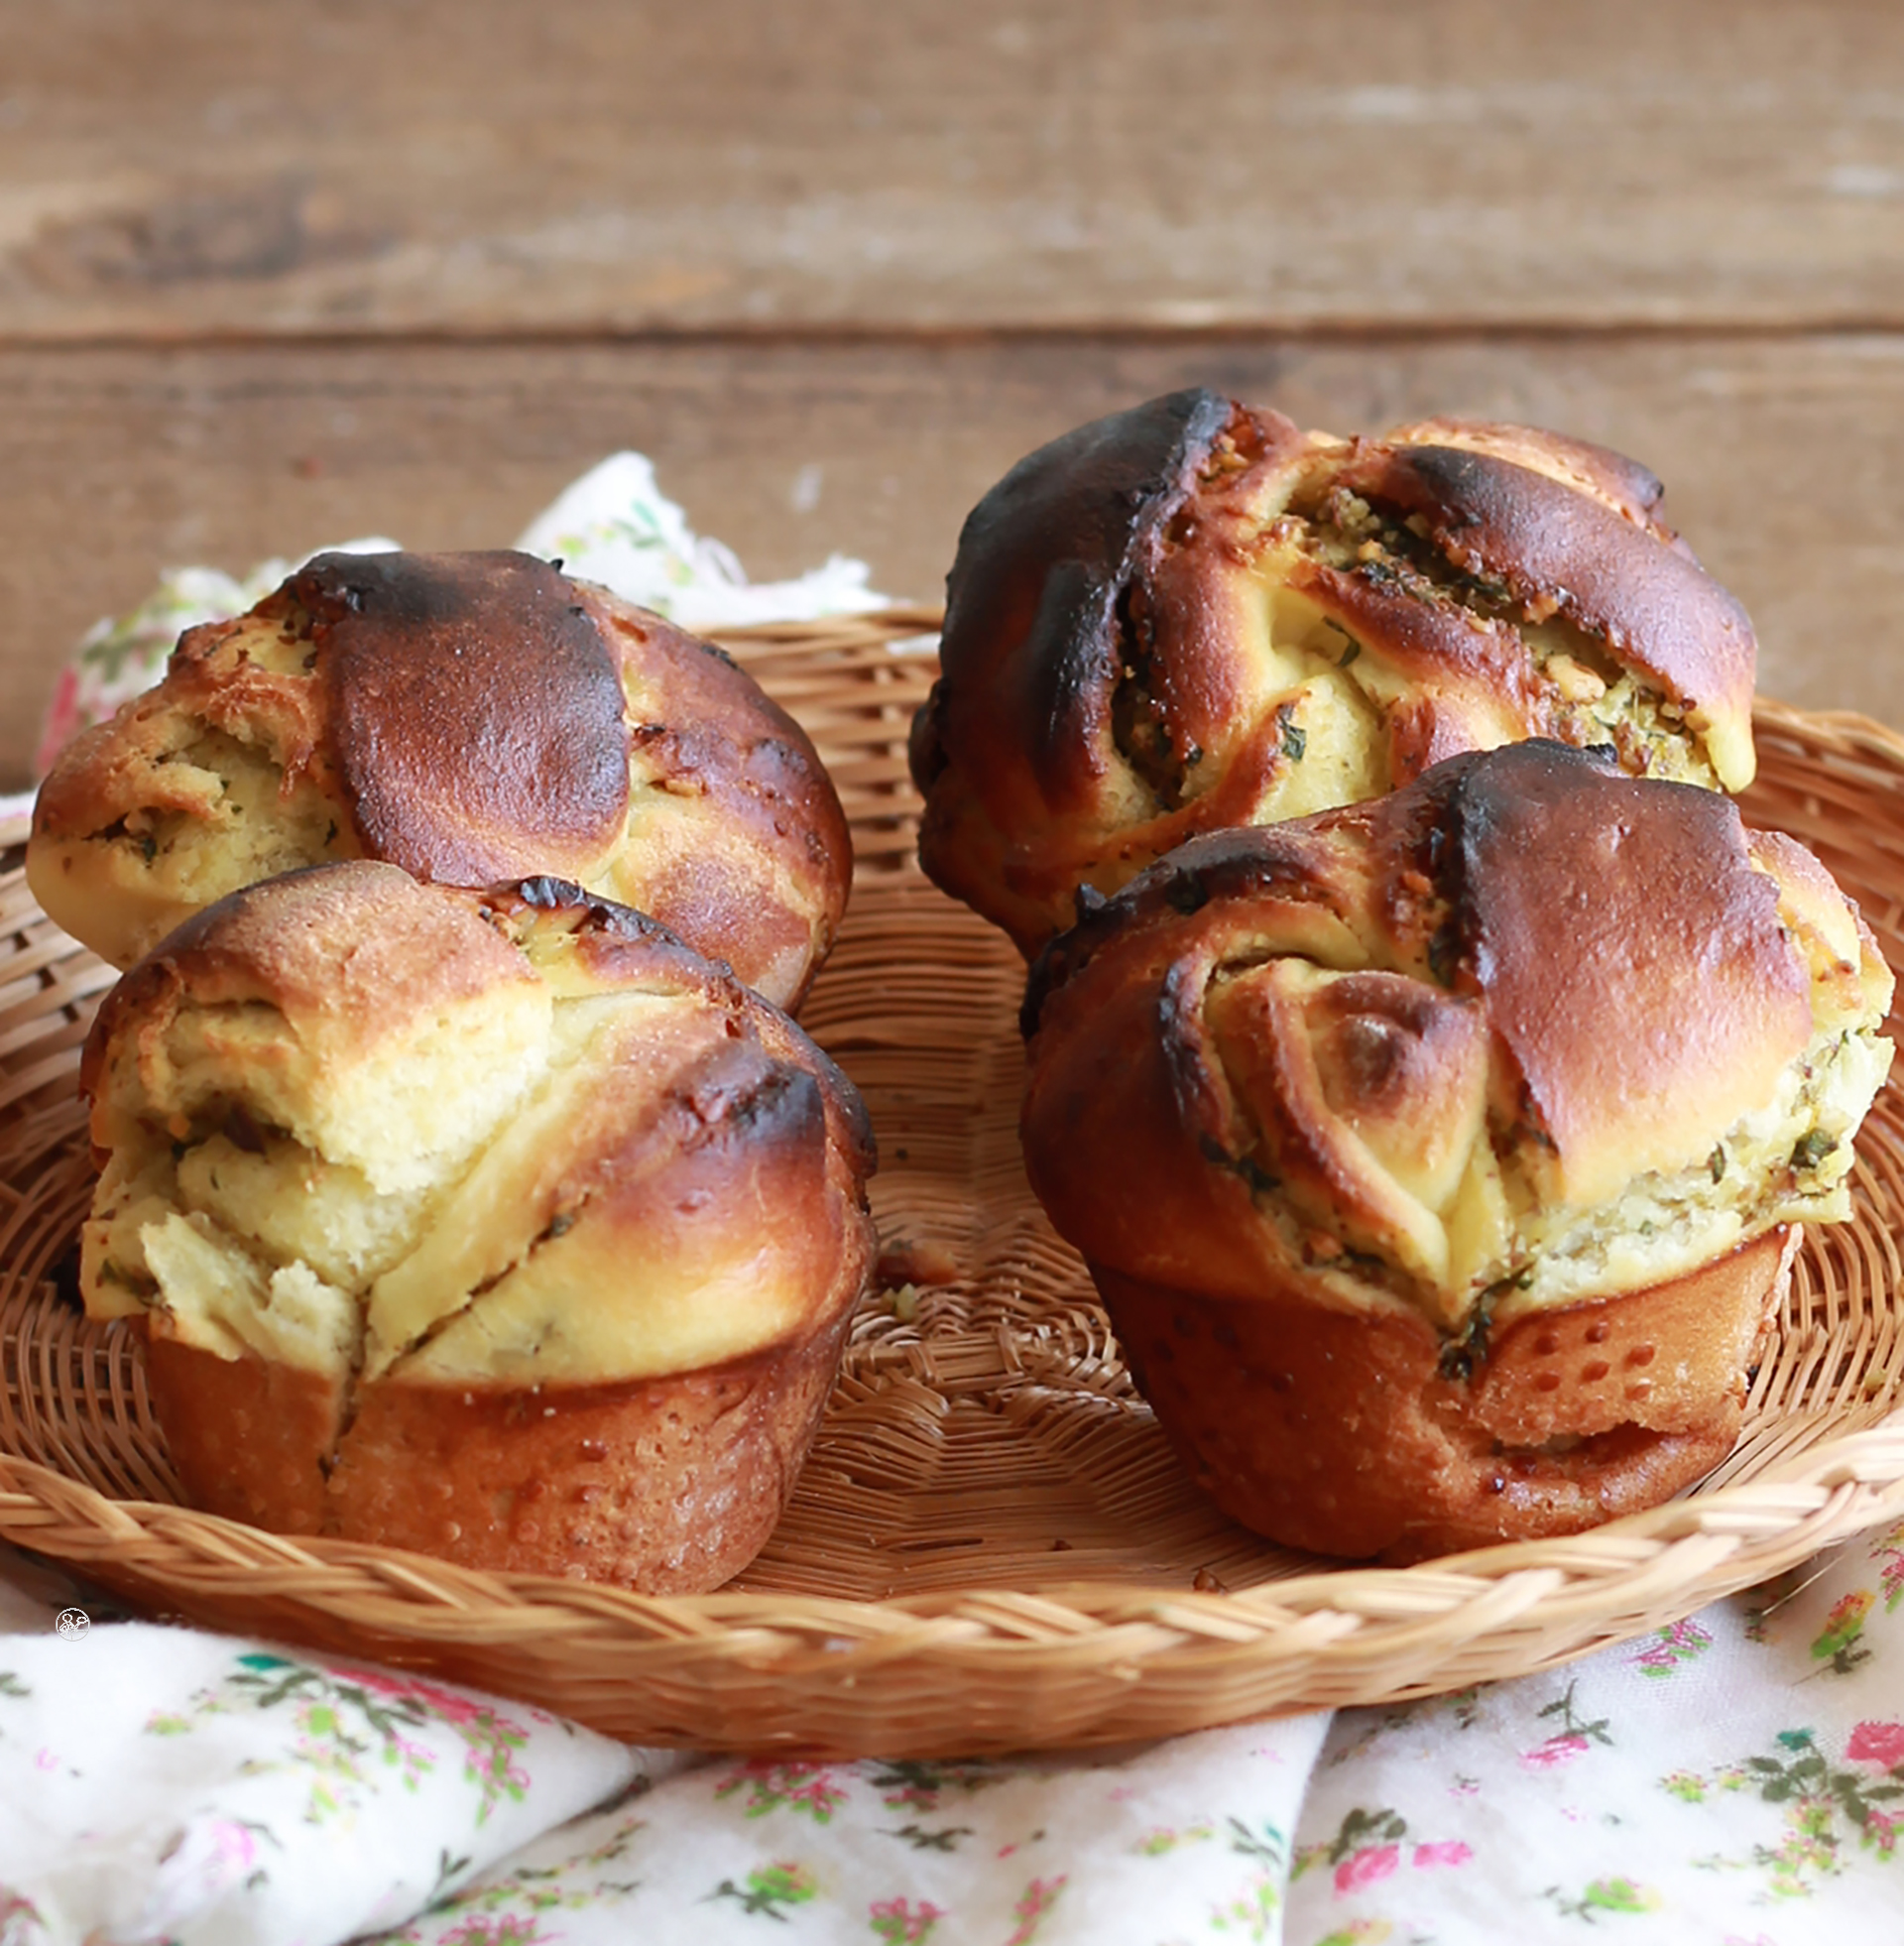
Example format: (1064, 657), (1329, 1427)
(30, 549), (851, 1009)
(911, 391), (1759, 955)
(78, 862), (877, 1591)
(1019, 742), (1892, 1561)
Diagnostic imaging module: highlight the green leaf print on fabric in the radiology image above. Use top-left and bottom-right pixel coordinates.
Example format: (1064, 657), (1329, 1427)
(706, 1861), (818, 1920)
(377, 1816), (648, 1944)
(1208, 1820), (1286, 1941)
(0, 1674), (29, 1747)
(1742, 1569), (1808, 1645)
(1132, 1820), (1217, 1857)
(1523, 1681), (1615, 1767)
(1207, 1871), (1278, 1940)
(1810, 1591), (1874, 1674)
(1543, 1877), (1663, 1918)
(714, 1760), (850, 1824)
(1675, 1726), (1904, 1898)
(868, 1893), (947, 1943)
(868, 1759), (1008, 1814)
(143, 1653), (534, 1828)
(1322, 1687), (1483, 1769)
(1226, 1818), (1285, 1870)
(880, 1822), (974, 1851)
(1293, 1807), (1405, 1895)
(1660, 1765), (1753, 1804)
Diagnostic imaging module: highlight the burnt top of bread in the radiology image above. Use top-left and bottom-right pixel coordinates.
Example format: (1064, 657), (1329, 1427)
(299, 550), (633, 883)
(1019, 743), (1890, 1325)
(30, 549), (853, 1003)
(1328, 441), (1752, 739)
(916, 389), (1253, 803)
(912, 390), (1760, 955)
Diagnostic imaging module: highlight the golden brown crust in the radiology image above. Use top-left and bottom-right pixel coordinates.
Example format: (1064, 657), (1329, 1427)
(149, 1249), (867, 1592)
(1094, 1227), (1788, 1562)
(1022, 745), (1828, 1304)
(80, 861), (536, 1119)
(82, 863), (878, 1591)
(913, 390), (1759, 955)
(29, 550), (850, 1009)
(1331, 440), (1755, 752)
(1018, 745), (1893, 1558)
(145, 1316), (344, 1536)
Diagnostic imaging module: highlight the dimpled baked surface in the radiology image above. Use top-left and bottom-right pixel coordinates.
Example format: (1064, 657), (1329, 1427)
(77, 862), (877, 1591)
(1018, 743), (1893, 1559)
(29, 549), (851, 1009)
(911, 391), (1759, 955)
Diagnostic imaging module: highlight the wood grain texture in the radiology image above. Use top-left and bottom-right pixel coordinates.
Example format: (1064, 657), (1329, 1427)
(4, 332), (1903, 789)
(5, 0), (1904, 335)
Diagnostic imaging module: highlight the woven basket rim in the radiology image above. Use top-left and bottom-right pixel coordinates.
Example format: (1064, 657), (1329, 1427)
(6, 1413), (1903, 1633)
(5, 608), (1904, 1752)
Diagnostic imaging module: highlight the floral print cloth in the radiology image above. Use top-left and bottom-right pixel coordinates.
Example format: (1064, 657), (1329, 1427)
(1281, 1515), (1904, 1946)
(4, 1520), (1898, 1945)
(0, 1618), (638, 1945)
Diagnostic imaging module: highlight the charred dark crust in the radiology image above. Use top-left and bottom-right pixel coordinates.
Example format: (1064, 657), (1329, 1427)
(923, 388), (1243, 809)
(1019, 820), (1345, 1038)
(302, 549), (632, 884)
(476, 875), (870, 1174)
(1020, 741), (1642, 1041)
(1334, 443), (1756, 722)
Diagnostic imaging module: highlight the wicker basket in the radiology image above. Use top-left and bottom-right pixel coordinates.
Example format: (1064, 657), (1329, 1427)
(3, 610), (1902, 1758)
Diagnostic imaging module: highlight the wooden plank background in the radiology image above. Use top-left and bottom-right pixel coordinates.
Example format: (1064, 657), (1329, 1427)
(5, 0), (1904, 786)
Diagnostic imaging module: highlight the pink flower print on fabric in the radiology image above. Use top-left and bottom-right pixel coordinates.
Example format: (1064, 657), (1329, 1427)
(1847, 1720), (1904, 1768)
(867, 1759), (1006, 1815)
(0, 1885), (47, 1946)
(869, 1894), (947, 1944)
(437, 1914), (547, 1946)
(1003, 1876), (1067, 1946)
(1865, 1808), (1902, 1860)
(714, 1759), (850, 1824)
(203, 1820), (259, 1881)
(1521, 1734), (1592, 1768)
(1872, 1519), (1904, 1613)
(1411, 1841), (1473, 1870)
(330, 1666), (511, 1736)
(1522, 1680), (1613, 1767)
(1133, 1822), (1217, 1857)
(1335, 1845), (1400, 1894)
(1631, 1617), (1714, 1678)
